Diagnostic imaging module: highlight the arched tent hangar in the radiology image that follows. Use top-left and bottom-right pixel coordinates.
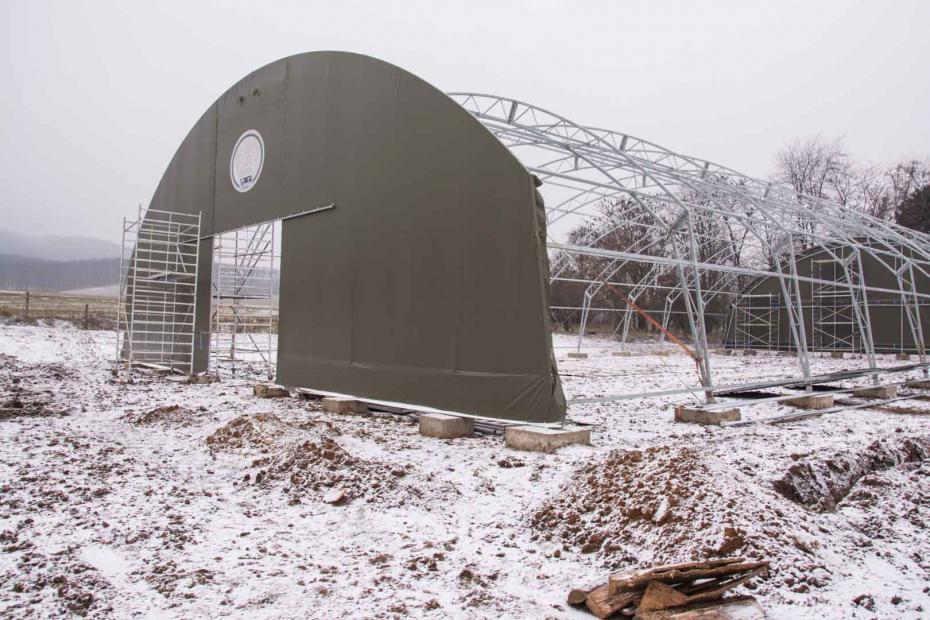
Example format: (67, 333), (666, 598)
(116, 51), (930, 428)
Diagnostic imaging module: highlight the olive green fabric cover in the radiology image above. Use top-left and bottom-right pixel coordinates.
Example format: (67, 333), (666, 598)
(146, 51), (565, 423)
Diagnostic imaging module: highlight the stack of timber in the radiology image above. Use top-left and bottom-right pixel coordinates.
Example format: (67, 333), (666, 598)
(569, 557), (769, 619)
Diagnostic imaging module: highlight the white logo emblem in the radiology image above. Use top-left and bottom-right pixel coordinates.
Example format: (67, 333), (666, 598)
(230, 130), (264, 192)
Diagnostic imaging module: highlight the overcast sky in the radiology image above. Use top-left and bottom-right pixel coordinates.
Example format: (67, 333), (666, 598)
(2, 0), (929, 242)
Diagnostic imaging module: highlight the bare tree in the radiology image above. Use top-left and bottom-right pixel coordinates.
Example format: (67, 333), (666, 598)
(775, 136), (851, 201)
(775, 137), (930, 227)
(774, 136), (852, 248)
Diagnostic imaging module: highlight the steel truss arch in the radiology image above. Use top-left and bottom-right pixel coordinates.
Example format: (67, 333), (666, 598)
(449, 91), (930, 404)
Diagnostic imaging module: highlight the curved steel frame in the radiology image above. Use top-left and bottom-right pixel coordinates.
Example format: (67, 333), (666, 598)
(450, 93), (930, 406)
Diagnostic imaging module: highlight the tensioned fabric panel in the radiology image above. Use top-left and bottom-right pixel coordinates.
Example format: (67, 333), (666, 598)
(143, 51), (565, 423)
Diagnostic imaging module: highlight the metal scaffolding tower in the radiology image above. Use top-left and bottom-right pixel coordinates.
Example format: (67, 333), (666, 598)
(210, 222), (277, 379)
(811, 258), (859, 352)
(115, 207), (201, 378)
(733, 294), (779, 350)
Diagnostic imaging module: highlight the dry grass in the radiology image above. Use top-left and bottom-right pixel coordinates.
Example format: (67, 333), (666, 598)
(0, 291), (117, 327)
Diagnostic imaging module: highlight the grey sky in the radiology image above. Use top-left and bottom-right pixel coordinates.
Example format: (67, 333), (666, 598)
(2, 0), (929, 242)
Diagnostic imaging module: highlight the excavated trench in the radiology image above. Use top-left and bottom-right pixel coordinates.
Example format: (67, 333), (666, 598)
(773, 435), (930, 512)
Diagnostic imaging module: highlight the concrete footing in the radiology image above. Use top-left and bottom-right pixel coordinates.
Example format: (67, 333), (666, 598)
(188, 373), (217, 384)
(566, 352), (588, 359)
(654, 350), (672, 357)
(322, 397), (368, 414)
(742, 349), (758, 356)
(504, 425), (591, 453)
(779, 351), (797, 357)
(674, 406), (741, 425)
(253, 384), (289, 398)
(785, 393), (834, 410)
(612, 350), (632, 357)
(906, 378), (930, 389)
(830, 351), (846, 359)
(896, 353), (912, 361)
(852, 384), (898, 399)
(716, 349), (733, 356)
(418, 413), (473, 439)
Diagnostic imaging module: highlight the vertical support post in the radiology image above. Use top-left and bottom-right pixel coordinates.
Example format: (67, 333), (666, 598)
(23, 290), (30, 321)
(900, 263), (928, 376)
(659, 295), (673, 344)
(114, 216), (127, 374)
(189, 211), (202, 377)
(771, 241), (812, 388)
(669, 219), (714, 404)
(576, 287), (594, 353)
(619, 304), (634, 349)
(683, 215), (714, 403)
(846, 250), (879, 383)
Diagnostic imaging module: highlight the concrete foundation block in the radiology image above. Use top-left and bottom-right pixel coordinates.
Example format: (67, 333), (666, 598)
(852, 384), (898, 399)
(674, 406), (741, 424)
(896, 353), (912, 361)
(716, 349), (733, 356)
(566, 352), (588, 359)
(505, 425), (591, 453)
(187, 373), (217, 384)
(654, 350), (672, 357)
(785, 394), (834, 410)
(742, 349), (758, 356)
(906, 378), (930, 389)
(612, 350), (632, 357)
(322, 397), (368, 414)
(779, 351), (797, 357)
(418, 413), (474, 439)
(830, 351), (846, 359)
(253, 384), (289, 398)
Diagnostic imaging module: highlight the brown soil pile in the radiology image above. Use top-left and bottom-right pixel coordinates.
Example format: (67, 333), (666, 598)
(209, 412), (415, 506)
(123, 404), (207, 427)
(254, 437), (411, 506)
(774, 435), (930, 511)
(206, 412), (293, 453)
(530, 445), (817, 589)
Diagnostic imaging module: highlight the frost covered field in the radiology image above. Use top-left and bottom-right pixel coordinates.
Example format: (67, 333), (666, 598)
(1, 322), (929, 619)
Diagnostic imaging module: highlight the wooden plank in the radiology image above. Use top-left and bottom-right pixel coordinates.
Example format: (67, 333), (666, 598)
(638, 581), (690, 612)
(635, 597), (764, 620)
(586, 584), (639, 619)
(680, 567), (768, 603)
(567, 581), (603, 606)
(609, 561), (767, 593)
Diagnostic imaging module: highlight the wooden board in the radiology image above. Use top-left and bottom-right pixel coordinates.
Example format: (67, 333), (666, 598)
(635, 597), (764, 619)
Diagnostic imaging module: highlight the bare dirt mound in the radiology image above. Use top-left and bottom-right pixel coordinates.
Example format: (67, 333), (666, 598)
(774, 435), (930, 511)
(206, 412), (295, 453)
(254, 438), (412, 506)
(121, 404), (209, 427)
(530, 445), (829, 592)
(209, 412), (418, 506)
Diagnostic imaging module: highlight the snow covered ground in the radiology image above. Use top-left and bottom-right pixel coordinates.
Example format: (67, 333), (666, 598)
(1, 322), (928, 618)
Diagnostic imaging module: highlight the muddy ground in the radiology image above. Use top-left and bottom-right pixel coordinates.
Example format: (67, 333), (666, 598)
(1, 323), (928, 618)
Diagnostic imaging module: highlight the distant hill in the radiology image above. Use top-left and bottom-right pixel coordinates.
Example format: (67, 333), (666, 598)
(0, 254), (120, 293)
(0, 228), (120, 261)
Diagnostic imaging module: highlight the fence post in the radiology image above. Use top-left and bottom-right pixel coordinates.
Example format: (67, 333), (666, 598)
(23, 290), (30, 321)
(84, 304), (89, 330)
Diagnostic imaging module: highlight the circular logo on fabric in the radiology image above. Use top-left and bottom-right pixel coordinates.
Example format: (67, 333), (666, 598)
(230, 130), (265, 192)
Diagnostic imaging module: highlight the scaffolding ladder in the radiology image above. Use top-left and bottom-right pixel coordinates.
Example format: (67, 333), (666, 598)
(210, 222), (277, 379)
(812, 258), (859, 352)
(115, 207), (202, 379)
